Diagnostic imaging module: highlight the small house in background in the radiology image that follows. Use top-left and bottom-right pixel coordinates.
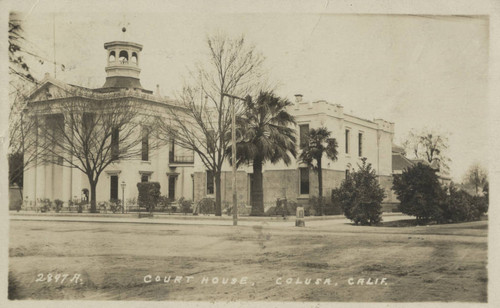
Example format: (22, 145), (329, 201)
(389, 144), (452, 212)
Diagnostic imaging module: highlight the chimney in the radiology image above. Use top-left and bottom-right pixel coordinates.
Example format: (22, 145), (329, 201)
(295, 94), (303, 103)
(156, 84), (161, 96)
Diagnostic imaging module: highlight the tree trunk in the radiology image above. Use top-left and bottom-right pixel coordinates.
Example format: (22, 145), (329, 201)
(90, 180), (97, 213)
(250, 157), (264, 216)
(317, 158), (323, 216)
(215, 171), (222, 216)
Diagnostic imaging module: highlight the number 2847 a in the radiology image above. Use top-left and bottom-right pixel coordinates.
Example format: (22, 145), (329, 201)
(35, 273), (82, 284)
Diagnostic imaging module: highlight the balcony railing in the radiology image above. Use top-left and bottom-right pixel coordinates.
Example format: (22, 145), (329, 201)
(169, 153), (194, 164)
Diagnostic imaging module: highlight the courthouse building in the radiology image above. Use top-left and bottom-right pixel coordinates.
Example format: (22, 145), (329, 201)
(23, 39), (194, 207)
(22, 37), (395, 209)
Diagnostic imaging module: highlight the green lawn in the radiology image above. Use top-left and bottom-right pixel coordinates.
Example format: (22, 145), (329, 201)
(8, 218), (487, 301)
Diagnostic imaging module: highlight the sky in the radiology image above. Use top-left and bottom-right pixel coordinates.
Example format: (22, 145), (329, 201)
(8, 4), (490, 182)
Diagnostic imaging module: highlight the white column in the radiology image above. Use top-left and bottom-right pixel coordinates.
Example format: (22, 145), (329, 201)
(61, 120), (72, 203)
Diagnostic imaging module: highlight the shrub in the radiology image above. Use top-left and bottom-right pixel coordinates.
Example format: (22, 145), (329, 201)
(472, 195), (488, 217)
(54, 199), (64, 213)
(310, 196), (342, 216)
(263, 199), (299, 217)
(197, 198), (215, 214)
(440, 184), (488, 223)
(332, 158), (385, 225)
(309, 196), (324, 216)
(77, 200), (84, 213)
(323, 200), (342, 215)
(126, 197), (137, 207)
(303, 204), (315, 216)
(109, 199), (122, 213)
(137, 182), (161, 213)
(40, 198), (52, 212)
(286, 201), (299, 216)
(392, 163), (444, 222)
(179, 197), (193, 214)
(157, 196), (172, 213)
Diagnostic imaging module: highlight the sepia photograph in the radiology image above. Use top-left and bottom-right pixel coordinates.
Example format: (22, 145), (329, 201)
(2, 0), (498, 306)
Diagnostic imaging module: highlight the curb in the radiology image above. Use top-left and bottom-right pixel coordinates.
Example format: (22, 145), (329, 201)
(9, 211), (357, 222)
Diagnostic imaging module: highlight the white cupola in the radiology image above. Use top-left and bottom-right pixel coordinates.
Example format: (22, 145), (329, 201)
(102, 38), (143, 89)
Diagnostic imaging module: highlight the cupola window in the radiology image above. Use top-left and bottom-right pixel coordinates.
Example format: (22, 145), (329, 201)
(119, 50), (129, 64)
(131, 52), (138, 65)
(108, 51), (116, 63)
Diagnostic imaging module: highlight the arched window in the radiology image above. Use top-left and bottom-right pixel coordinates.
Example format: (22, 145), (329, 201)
(131, 52), (138, 65)
(119, 50), (128, 64)
(108, 51), (116, 62)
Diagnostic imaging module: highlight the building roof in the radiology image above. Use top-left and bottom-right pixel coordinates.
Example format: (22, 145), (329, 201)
(27, 74), (169, 105)
(392, 144), (405, 154)
(101, 76), (146, 91)
(392, 153), (415, 172)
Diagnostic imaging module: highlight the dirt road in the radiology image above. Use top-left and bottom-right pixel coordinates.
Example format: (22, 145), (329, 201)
(8, 217), (487, 302)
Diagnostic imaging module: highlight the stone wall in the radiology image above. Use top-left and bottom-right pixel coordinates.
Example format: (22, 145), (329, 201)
(194, 168), (348, 205)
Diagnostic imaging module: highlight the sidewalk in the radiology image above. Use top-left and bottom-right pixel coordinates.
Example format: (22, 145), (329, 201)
(9, 212), (299, 227)
(9, 211), (407, 227)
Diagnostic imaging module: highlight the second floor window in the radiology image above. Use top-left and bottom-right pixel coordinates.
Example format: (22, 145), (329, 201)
(207, 130), (216, 154)
(169, 139), (175, 162)
(299, 124), (309, 148)
(111, 127), (119, 160)
(206, 170), (214, 195)
(142, 127), (149, 161)
(345, 129), (350, 154)
(82, 112), (94, 134)
(358, 132), (363, 157)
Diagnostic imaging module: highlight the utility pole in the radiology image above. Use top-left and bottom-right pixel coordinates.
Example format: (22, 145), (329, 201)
(223, 93), (249, 226)
(231, 96), (237, 226)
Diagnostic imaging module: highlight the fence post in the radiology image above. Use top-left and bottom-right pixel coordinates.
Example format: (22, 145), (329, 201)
(296, 207), (305, 227)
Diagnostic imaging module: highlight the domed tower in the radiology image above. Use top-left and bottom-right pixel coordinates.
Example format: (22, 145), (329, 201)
(102, 40), (144, 89)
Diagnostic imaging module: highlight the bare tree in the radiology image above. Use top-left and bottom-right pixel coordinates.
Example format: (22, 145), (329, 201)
(402, 128), (451, 174)
(8, 12), (42, 199)
(463, 163), (488, 196)
(9, 12), (35, 84)
(158, 34), (265, 216)
(8, 86), (41, 199)
(35, 99), (152, 213)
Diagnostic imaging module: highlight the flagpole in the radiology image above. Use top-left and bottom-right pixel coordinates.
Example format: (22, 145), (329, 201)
(53, 13), (56, 78)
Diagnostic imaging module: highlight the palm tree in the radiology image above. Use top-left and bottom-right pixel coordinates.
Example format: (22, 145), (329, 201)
(299, 127), (338, 215)
(231, 91), (297, 216)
